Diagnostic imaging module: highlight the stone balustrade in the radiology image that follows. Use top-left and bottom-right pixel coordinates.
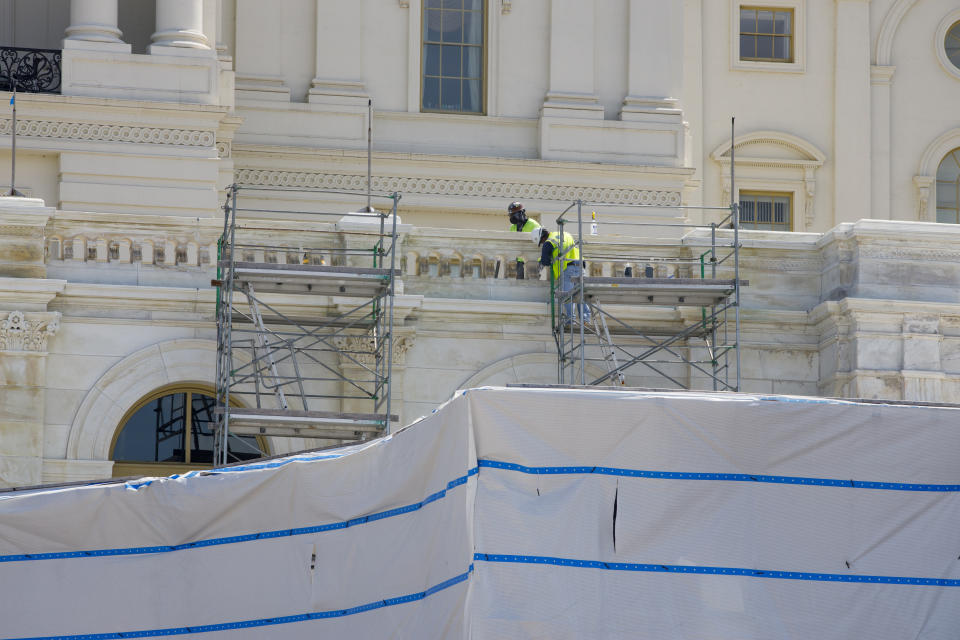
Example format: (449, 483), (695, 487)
(42, 225), (735, 283)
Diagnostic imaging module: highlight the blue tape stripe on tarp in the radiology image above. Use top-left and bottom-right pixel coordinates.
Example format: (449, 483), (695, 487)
(1, 565), (474, 640)
(0, 466), (479, 564)
(477, 459), (960, 492)
(474, 554), (960, 587)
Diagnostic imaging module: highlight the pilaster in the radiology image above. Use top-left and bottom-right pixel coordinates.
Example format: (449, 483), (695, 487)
(234, 0), (290, 102)
(620, 0), (683, 124)
(541, 0), (602, 120)
(309, 0), (369, 109)
(833, 0), (872, 223)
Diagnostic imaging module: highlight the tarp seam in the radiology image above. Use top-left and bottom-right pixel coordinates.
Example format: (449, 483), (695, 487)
(477, 459), (960, 492)
(474, 554), (960, 587)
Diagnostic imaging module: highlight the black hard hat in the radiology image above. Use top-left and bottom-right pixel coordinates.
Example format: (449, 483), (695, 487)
(508, 201), (525, 215)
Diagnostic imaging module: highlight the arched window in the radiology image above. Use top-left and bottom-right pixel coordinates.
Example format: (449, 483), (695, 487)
(937, 149), (960, 224)
(111, 385), (265, 478)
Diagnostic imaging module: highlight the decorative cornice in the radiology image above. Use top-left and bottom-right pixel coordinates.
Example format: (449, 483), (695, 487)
(0, 119), (215, 147)
(333, 335), (414, 366)
(236, 170), (682, 205)
(0, 310), (60, 352)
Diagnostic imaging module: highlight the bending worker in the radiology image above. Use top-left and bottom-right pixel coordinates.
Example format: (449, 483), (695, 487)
(533, 227), (590, 325)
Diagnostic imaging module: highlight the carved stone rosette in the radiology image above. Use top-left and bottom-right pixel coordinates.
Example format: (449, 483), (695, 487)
(332, 335), (414, 367)
(0, 311), (60, 352)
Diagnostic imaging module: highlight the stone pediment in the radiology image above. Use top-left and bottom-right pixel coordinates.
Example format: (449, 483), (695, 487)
(710, 131), (826, 169)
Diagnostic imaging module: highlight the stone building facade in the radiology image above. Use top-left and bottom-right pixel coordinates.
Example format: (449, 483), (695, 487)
(1, 0), (960, 487)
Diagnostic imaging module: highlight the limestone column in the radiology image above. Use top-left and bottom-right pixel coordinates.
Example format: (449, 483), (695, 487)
(620, 0), (683, 121)
(833, 0), (872, 223)
(151, 0), (213, 55)
(63, 0), (130, 52)
(541, 0), (602, 119)
(309, 0), (368, 106)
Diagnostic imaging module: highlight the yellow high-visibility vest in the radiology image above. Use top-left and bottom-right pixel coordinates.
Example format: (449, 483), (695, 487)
(509, 218), (541, 233)
(546, 231), (580, 280)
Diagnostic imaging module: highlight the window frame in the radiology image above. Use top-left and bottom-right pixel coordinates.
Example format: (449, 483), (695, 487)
(936, 148), (960, 224)
(730, 0), (805, 73)
(738, 190), (794, 231)
(420, 0), (488, 115)
(738, 6), (794, 63)
(935, 11), (960, 81)
(110, 383), (265, 478)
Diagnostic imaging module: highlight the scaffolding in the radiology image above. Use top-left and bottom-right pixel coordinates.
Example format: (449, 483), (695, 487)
(213, 184), (400, 466)
(552, 200), (742, 390)
(551, 121), (744, 390)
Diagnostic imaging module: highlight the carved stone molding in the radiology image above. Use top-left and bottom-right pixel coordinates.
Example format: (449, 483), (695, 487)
(333, 335), (414, 366)
(0, 311), (60, 352)
(216, 141), (231, 158)
(0, 119), (215, 148)
(913, 176), (934, 222)
(236, 169), (681, 205)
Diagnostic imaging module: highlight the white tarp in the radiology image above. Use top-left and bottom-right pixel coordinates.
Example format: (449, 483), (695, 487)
(1, 387), (959, 639)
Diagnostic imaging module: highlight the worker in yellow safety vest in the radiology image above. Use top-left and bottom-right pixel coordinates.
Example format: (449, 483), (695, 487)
(532, 227), (590, 325)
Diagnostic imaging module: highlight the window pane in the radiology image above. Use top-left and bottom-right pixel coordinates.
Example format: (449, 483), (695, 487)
(946, 23), (960, 68)
(423, 76), (440, 109)
(773, 198), (789, 223)
(937, 209), (958, 224)
(463, 10), (482, 44)
(189, 393), (216, 463)
(464, 78), (481, 112)
(774, 36), (791, 60)
(426, 0), (443, 7)
(740, 9), (756, 33)
(774, 11), (792, 35)
(937, 152), (960, 182)
(740, 35), (755, 58)
(425, 8), (442, 41)
(740, 200), (755, 222)
(188, 393), (261, 464)
(756, 199), (772, 223)
(424, 44), (441, 76)
(757, 35), (773, 59)
(464, 0), (483, 11)
(463, 46), (481, 78)
(757, 10), (774, 33)
(442, 0), (461, 8)
(441, 9), (463, 42)
(938, 183), (957, 208)
(114, 393), (187, 462)
(441, 77), (461, 110)
(441, 44), (461, 76)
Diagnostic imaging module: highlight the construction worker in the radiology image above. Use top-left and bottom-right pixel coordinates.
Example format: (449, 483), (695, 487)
(508, 201), (539, 279)
(533, 227), (590, 325)
(507, 201), (540, 233)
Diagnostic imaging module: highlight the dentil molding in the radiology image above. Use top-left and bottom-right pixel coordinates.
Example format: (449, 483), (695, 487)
(236, 169), (682, 205)
(0, 310), (60, 352)
(0, 119), (215, 148)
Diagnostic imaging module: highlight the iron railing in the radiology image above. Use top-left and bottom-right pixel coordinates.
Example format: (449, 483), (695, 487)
(0, 47), (61, 94)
